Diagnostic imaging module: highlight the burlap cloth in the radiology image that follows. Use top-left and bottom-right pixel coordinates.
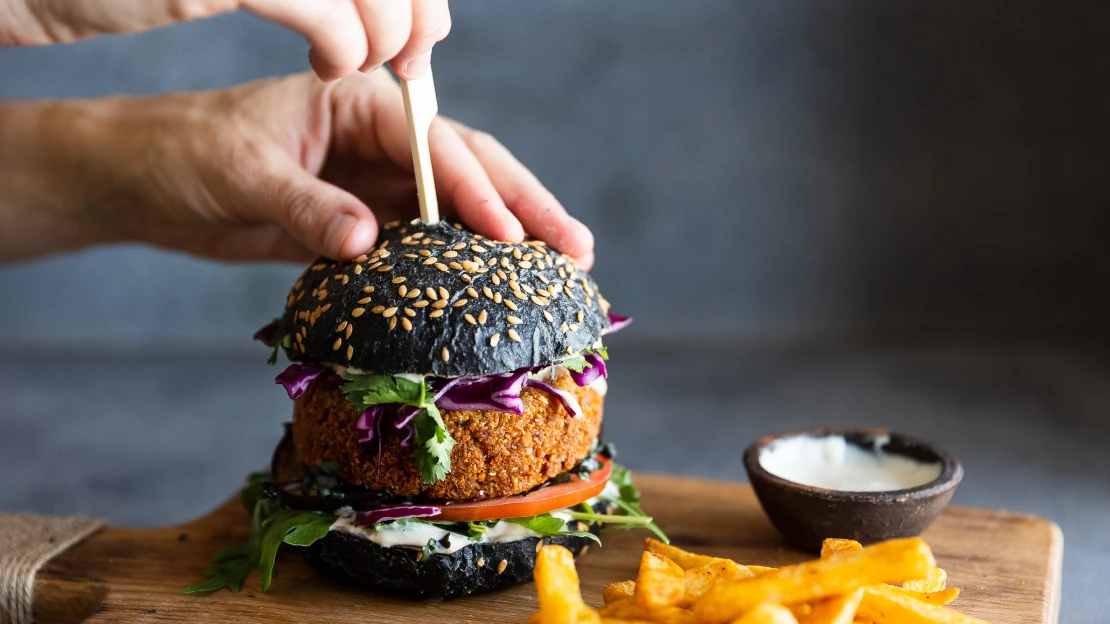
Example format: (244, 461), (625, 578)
(0, 514), (104, 624)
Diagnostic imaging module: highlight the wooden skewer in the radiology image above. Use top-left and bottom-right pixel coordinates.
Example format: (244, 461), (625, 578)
(400, 68), (440, 224)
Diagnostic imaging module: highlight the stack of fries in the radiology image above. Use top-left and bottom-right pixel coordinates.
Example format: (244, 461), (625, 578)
(527, 537), (989, 623)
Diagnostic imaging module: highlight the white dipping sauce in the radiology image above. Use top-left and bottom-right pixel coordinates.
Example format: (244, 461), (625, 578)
(759, 435), (942, 492)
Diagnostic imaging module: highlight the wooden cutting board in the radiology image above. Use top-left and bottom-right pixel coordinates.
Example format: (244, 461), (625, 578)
(33, 474), (1062, 624)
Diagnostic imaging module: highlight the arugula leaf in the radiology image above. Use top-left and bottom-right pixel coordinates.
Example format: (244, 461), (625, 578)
(258, 509), (335, 591)
(593, 463), (670, 543)
(504, 515), (602, 547)
(262, 318), (294, 366)
(413, 404), (456, 483)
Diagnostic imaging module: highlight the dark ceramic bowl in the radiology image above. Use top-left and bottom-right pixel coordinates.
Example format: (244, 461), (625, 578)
(743, 427), (963, 553)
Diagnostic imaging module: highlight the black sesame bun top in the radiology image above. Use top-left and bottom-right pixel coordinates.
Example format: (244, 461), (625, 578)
(282, 220), (612, 376)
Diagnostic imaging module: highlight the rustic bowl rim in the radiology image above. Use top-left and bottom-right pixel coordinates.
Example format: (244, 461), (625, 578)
(743, 426), (963, 503)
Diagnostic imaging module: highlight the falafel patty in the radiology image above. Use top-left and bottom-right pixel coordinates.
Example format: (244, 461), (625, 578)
(292, 369), (604, 501)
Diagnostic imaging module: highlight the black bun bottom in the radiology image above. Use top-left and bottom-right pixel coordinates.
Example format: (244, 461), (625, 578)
(302, 528), (596, 599)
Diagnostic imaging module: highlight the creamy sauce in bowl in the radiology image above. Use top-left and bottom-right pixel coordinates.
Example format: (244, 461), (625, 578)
(758, 434), (942, 492)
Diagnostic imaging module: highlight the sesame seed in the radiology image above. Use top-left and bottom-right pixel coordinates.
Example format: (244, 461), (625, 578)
(496, 270), (507, 280)
(442, 347), (450, 362)
(377, 265), (392, 272)
(535, 539), (544, 553)
(543, 311), (554, 323)
(495, 293), (504, 304)
(383, 307), (398, 318)
(404, 254), (417, 259)
(562, 323), (569, 333)
(354, 265), (363, 275)
(435, 263), (448, 272)
(379, 250), (392, 259)
(413, 300), (429, 308)
(347, 345), (354, 359)
(423, 257), (437, 265)
(363, 286), (375, 293)
(321, 303), (331, 313)
(477, 557), (485, 567)
(341, 275), (350, 285)
(453, 299), (468, 307)
(507, 316), (522, 325)
(497, 560), (508, 574)
(429, 309), (444, 318)
(439, 287), (449, 300)
(500, 257), (510, 268)
(490, 334), (500, 346)
(564, 287), (573, 297)
(449, 262), (463, 270)
(389, 317), (397, 330)
(402, 318), (413, 331)
(530, 296), (546, 306)
(423, 287), (436, 300)
(320, 277), (329, 288)
(419, 249), (431, 257)
(511, 272), (519, 281)
(492, 275), (501, 285)
(372, 306), (385, 314)
(460, 274), (473, 283)
(336, 321), (349, 333)
(483, 287), (493, 299)
(443, 250), (458, 258)
(485, 258), (496, 267)
(538, 275), (550, 284)
(311, 263), (326, 271)
(466, 287), (478, 298)
(346, 325), (353, 339)
(577, 311), (584, 322)
(513, 249), (523, 260)
(404, 308), (416, 317)
(433, 240), (446, 246)
(352, 308), (366, 317)
(567, 346), (574, 355)
(421, 238), (431, 244)
(453, 242), (467, 250)
(392, 277), (406, 284)
(570, 323), (579, 331)
(405, 290), (421, 299)
(464, 314), (477, 325)
(398, 285), (408, 297)
(432, 299), (448, 309)
(478, 310), (488, 324)
(505, 300), (518, 311)
(368, 262), (382, 270)
(513, 292), (526, 301)
(508, 329), (523, 344)
(332, 338), (342, 351)
(355, 255), (369, 263)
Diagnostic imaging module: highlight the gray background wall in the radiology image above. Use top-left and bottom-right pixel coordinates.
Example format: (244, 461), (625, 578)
(1, 2), (1108, 621)
(1, 0), (1106, 348)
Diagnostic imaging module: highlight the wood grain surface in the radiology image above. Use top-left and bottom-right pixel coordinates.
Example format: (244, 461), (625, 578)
(33, 474), (1062, 623)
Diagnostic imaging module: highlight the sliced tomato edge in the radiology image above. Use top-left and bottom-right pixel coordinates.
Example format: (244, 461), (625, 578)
(432, 456), (612, 522)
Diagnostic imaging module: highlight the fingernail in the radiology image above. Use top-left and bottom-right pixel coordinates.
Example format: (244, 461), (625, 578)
(402, 52), (432, 79)
(359, 62), (381, 74)
(324, 213), (358, 259)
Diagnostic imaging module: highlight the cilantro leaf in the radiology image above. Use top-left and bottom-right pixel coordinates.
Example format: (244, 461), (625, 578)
(558, 353), (589, 372)
(340, 374), (427, 406)
(413, 404), (456, 483)
(184, 551), (254, 593)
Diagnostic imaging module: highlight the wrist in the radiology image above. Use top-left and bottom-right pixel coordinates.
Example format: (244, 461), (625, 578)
(0, 98), (141, 261)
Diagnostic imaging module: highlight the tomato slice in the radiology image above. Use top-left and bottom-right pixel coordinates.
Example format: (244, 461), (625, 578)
(434, 457), (612, 522)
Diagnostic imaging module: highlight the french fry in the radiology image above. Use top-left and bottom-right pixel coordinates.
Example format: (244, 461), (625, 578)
(730, 603), (799, 624)
(600, 619), (658, 624)
(637, 552), (686, 609)
(533, 545), (599, 624)
(857, 584), (988, 624)
(681, 560), (755, 607)
(797, 588), (863, 624)
(898, 586), (960, 606)
(789, 603), (814, 618)
(645, 538), (730, 570)
(692, 538), (936, 623)
(820, 538), (864, 559)
(903, 567), (947, 593)
(600, 597), (697, 624)
(604, 580), (637, 604)
(748, 565), (778, 575)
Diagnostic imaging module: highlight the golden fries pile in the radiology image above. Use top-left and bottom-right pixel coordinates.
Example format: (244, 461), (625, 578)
(528, 537), (990, 624)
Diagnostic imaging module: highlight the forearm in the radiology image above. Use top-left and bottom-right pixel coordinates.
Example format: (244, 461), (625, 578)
(0, 99), (140, 262)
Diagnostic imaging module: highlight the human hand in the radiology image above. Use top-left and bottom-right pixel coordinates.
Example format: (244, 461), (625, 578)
(0, 0), (450, 81)
(0, 72), (594, 267)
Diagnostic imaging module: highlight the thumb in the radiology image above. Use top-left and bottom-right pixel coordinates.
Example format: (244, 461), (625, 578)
(239, 158), (379, 261)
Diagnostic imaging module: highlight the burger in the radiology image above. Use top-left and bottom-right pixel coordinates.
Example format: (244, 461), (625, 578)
(186, 219), (664, 599)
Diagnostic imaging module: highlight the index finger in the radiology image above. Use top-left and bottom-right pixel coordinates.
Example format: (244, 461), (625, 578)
(243, 0), (368, 81)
